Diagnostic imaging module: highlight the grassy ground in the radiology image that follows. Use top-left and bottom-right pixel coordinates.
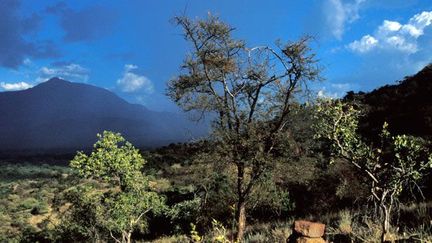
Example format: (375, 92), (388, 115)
(0, 163), (73, 241)
(1, 162), (431, 242)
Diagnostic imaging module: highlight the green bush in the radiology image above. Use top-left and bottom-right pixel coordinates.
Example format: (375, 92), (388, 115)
(30, 202), (49, 215)
(167, 197), (202, 233)
(18, 197), (40, 210)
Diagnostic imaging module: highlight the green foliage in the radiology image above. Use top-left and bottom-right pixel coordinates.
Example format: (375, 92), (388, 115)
(56, 185), (107, 241)
(31, 202), (49, 215)
(104, 189), (165, 234)
(19, 197), (40, 210)
(0, 163), (70, 182)
(190, 223), (202, 242)
(313, 99), (364, 164)
(68, 131), (166, 242)
(314, 99), (432, 240)
(0, 163), (76, 242)
(249, 172), (294, 216)
(208, 219), (230, 243)
(314, 99), (432, 198)
(70, 131), (146, 190)
(168, 197), (202, 232)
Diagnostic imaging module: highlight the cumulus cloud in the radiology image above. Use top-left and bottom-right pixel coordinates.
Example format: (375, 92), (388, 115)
(0, 0), (59, 68)
(47, 2), (117, 42)
(317, 82), (353, 98)
(117, 64), (153, 93)
(348, 11), (432, 54)
(324, 0), (366, 39)
(317, 89), (337, 99)
(0, 81), (33, 91)
(347, 35), (379, 53)
(37, 63), (90, 82)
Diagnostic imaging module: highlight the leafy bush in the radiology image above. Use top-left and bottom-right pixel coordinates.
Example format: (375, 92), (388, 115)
(67, 131), (166, 242)
(168, 197), (202, 233)
(30, 201), (49, 215)
(19, 197), (40, 210)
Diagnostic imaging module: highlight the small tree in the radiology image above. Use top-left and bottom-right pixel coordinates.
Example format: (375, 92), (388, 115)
(168, 14), (320, 241)
(314, 99), (432, 242)
(69, 131), (165, 243)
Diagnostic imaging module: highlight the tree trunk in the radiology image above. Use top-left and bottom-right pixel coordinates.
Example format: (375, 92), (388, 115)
(121, 231), (132, 243)
(236, 200), (246, 242)
(235, 160), (247, 242)
(127, 232), (131, 243)
(380, 205), (391, 243)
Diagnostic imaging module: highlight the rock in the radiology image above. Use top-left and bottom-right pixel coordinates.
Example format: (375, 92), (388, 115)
(296, 236), (326, 243)
(294, 220), (326, 238)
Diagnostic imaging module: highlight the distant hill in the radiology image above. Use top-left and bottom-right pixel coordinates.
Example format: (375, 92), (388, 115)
(0, 77), (208, 153)
(345, 64), (432, 139)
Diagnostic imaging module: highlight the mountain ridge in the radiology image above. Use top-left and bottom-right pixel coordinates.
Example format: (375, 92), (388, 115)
(345, 64), (432, 139)
(0, 77), (208, 153)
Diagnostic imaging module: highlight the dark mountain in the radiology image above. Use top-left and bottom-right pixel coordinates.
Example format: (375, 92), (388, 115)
(345, 64), (432, 139)
(0, 77), (208, 153)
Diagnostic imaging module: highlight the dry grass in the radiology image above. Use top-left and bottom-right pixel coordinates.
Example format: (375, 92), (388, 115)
(142, 235), (189, 243)
(325, 206), (432, 243)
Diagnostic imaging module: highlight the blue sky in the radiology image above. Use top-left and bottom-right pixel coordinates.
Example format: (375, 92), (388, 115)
(0, 0), (431, 112)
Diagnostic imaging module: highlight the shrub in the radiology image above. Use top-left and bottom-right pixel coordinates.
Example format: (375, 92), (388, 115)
(19, 197), (40, 210)
(168, 197), (202, 233)
(338, 210), (353, 235)
(67, 131), (166, 242)
(30, 202), (49, 215)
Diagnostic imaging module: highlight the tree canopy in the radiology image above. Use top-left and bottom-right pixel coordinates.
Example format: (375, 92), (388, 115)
(69, 131), (166, 243)
(168, 14), (321, 240)
(313, 99), (432, 242)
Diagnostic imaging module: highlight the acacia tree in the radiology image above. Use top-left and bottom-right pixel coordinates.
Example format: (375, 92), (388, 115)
(69, 131), (165, 243)
(314, 99), (432, 242)
(168, 15), (320, 240)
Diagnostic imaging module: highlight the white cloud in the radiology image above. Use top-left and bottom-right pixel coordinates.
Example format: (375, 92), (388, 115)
(401, 24), (422, 38)
(348, 35), (378, 53)
(117, 64), (153, 93)
(317, 89), (338, 99)
(37, 63), (90, 82)
(317, 82), (353, 99)
(124, 64), (137, 71)
(326, 0), (345, 40)
(410, 11), (432, 32)
(331, 83), (352, 90)
(0, 81), (33, 91)
(23, 58), (32, 66)
(348, 11), (432, 54)
(324, 0), (366, 39)
(378, 20), (402, 33)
